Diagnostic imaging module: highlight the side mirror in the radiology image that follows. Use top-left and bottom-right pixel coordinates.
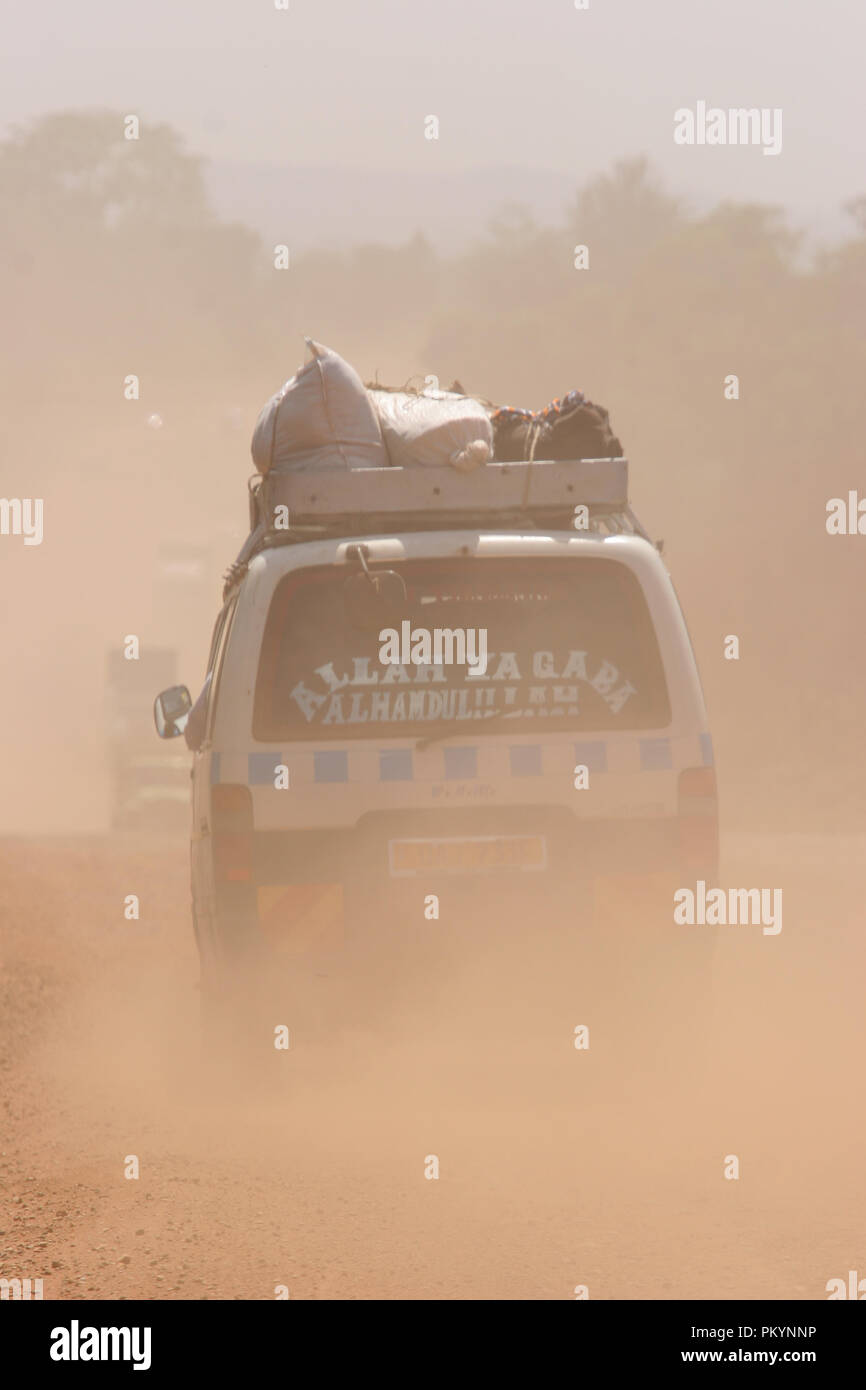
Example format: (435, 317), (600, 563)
(154, 684), (192, 739)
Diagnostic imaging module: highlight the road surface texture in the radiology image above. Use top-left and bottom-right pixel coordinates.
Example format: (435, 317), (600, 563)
(1, 832), (862, 1300)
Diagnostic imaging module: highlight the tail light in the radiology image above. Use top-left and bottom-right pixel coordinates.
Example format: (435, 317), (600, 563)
(212, 783), (253, 883)
(677, 766), (719, 881)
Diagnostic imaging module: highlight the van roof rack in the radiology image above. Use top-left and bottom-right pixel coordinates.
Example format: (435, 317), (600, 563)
(263, 455), (628, 521)
(224, 457), (650, 597)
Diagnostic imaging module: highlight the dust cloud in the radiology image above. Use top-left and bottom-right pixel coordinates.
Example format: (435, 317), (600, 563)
(1, 106), (864, 1300)
(1, 835), (862, 1298)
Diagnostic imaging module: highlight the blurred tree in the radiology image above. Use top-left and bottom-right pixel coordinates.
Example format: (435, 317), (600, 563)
(567, 156), (683, 276)
(0, 108), (211, 234)
(0, 109), (268, 395)
(485, 202), (539, 248)
(843, 194), (866, 234)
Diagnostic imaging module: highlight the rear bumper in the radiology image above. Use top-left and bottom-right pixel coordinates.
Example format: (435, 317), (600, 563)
(204, 809), (718, 971)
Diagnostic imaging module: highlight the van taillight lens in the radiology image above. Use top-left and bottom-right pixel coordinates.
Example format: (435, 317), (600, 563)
(677, 766), (718, 880)
(212, 784), (253, 883)
(678, 766), (716, 806)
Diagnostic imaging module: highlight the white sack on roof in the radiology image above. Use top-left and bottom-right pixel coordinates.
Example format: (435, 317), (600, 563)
(251, 338), (387, 475)
(370, 389), (492, 471)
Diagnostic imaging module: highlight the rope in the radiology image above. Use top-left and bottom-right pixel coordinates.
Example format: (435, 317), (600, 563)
(521, 418), (544, 511)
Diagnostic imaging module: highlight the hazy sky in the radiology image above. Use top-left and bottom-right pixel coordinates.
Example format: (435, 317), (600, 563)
(2, 0), (865, 239)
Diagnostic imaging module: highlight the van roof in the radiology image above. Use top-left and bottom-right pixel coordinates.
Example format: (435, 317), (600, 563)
(226, 509), (655, 598)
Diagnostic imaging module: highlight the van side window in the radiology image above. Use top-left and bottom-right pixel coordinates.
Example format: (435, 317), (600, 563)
(203, 596), (238, 741)
(205, 607), (230, 675)
(185, 599), (238, 752)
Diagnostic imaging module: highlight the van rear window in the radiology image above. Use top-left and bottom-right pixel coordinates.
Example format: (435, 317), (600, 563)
(253, 557), (670, 741)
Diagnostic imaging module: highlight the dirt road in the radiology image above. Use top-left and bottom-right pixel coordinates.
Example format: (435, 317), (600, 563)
(1, 833), (862, 1300)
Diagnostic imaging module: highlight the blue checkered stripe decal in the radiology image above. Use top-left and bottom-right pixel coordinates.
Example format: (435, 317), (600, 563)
(212, 734), (713, 786)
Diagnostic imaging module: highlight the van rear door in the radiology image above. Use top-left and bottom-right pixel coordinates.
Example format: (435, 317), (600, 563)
(253, 554), (671, 744)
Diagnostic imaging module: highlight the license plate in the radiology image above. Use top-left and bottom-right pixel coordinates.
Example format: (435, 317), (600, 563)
(388, 835), (547, 878)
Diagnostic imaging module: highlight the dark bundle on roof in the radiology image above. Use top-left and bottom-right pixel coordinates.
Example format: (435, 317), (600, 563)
(492, 390), (623, 462)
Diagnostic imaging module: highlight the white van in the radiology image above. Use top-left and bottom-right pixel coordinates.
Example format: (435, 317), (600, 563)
(155, 457), (718, 1051)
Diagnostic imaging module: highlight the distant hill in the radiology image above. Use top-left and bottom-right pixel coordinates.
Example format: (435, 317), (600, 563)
(204, 158), (849, 257)
(204, 159), (580, 252)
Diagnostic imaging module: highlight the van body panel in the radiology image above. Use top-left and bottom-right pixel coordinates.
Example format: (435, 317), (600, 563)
(191, 528), (716, 966)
